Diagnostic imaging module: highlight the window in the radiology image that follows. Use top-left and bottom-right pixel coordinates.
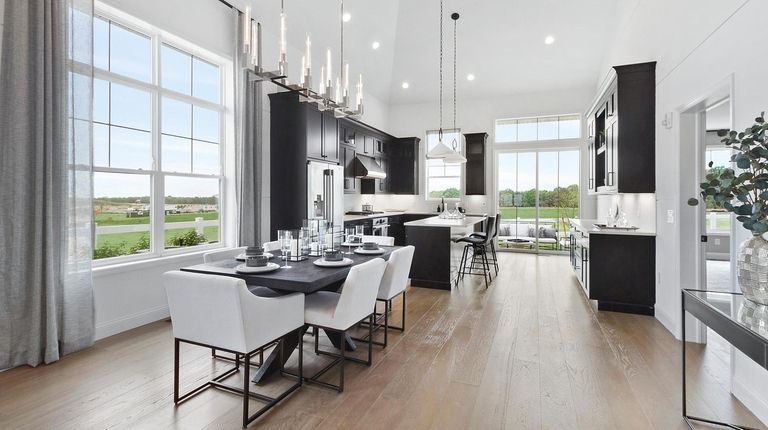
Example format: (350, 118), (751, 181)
(495, 114), (581, 143)
(93, 12), (225, 262)
(705, 147), (732, 233)
(425, 129), (462, 199)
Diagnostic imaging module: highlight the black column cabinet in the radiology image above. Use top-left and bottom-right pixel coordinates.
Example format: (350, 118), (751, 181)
(464, 132), (487, 195)
(587, 61), (655, 194)
(389, 137), (420, 195)
(306, 108), (324, 161)
(322, 112), (339, 163)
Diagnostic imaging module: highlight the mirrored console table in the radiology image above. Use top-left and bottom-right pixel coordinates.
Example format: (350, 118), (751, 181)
(682, 289), (768, 430)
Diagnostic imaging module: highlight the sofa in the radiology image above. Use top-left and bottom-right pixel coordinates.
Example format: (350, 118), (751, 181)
(497, 222), (560, 249)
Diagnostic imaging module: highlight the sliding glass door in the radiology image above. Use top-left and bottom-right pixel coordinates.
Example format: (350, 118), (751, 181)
(496, 149), (579, 253)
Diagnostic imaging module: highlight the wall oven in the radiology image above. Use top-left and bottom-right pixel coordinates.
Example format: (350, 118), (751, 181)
(372, 217), (389, 237)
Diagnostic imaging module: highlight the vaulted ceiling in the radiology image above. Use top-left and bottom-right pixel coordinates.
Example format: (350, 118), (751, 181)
(241, 0), (624, 106)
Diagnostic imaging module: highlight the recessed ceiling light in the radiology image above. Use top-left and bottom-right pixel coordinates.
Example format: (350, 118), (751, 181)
(466, 73), (475, 81)
(544, 35), (555, 45)
(372, 41), (380, 50)
(342, 12), (351, 22)
(401, 82), (410, 89)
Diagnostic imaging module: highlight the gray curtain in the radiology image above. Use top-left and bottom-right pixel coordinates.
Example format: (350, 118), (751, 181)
(233, 9), (263, 246)
(0, 0), (95, 368)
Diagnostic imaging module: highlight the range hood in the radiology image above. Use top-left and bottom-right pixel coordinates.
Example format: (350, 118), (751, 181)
(353, 155), (387, 179)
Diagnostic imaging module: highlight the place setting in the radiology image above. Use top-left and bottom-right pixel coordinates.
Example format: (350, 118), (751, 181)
(235, 245), (280, 274)
(313, 248), (354, 267)
(354, 241), (386, 255)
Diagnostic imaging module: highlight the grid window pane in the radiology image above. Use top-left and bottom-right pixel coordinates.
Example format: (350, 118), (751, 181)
(94, 79), (109, 124)
(193, 106), (220, 143)
(193, 140), (220, 175)
(111, 83), (151, 130)
(517, 118), (537, 141)
(94, 123), (110, 167)
(94, 17), (109, 70)
(109, 22), (151, 82)
(426, 129), (462, 199)
(161, 45), (192, 95)
(164, 176), (220, 249)
(496, 120), (517, 142)
(193, 57), (220, 103)
(162, 98), (192, 138)
(110, 126), (152, 169)
(93, 172), (152, 259)
(559, 115), (581, 139)
(162, 135), (192, 173)
(537, 116), (558, 140)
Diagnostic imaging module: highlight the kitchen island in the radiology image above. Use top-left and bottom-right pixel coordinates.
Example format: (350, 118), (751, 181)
(405, 215), (486, 289)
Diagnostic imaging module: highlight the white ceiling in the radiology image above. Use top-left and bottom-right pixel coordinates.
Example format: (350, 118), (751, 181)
(241, 0), (623, 106)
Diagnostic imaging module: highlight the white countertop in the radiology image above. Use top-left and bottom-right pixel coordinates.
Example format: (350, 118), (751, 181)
(570, 218), (656, 236)
(404, 215), (487, 228)
(343, 211), (435, 222)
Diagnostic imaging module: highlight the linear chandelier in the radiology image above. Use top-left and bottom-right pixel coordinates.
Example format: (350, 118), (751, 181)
(241, 0), (364, 118)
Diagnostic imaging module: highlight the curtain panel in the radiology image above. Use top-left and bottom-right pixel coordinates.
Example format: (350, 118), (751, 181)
(0, 0), (95, 368)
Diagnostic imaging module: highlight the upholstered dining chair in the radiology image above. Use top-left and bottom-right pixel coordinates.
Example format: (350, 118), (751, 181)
(355, 246), (415, 348)
(203, 247), (246, 263)
(263, 240), (281, 252)
(164, 271), (304, 428)
(301, 258), (387, 392)
(360, 235), (395, 246)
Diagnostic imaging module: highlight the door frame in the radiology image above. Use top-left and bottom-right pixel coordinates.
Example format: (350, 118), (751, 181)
(677, 75), (734, 344)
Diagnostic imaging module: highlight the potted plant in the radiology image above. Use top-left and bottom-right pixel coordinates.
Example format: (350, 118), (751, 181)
(696, 112), (768, 304)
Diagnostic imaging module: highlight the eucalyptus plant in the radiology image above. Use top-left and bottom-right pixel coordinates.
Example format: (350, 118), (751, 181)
(696, 112), (768, 234)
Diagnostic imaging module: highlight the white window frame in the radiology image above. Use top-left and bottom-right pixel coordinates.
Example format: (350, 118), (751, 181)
(494, 114), (582, 144)
(424, 128), (463, 202)
(92, 4), (230, 267)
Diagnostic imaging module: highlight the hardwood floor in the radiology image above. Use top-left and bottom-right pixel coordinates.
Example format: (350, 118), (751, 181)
(0, 253), (765, 429)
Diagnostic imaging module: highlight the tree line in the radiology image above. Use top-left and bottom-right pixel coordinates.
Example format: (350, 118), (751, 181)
(498, 184), (579, 208)
(94, 196), (218, 205)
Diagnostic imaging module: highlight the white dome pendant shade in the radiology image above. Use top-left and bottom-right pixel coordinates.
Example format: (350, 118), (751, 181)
(426, 140), (456, 159)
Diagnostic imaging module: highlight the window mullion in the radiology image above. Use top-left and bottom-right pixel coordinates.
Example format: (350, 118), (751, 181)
(152, 34), (165, 257)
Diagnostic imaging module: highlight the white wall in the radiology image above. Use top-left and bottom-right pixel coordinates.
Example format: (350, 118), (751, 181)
(603, 0), (767, 423)
(0, 0), (5, 69)
(348, 86), (597, 217)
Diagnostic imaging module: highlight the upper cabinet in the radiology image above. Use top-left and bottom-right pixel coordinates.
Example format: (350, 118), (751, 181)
(586, 62), (655, 194)
(272, 91), (339, 164)
(464, 132), (487, 195)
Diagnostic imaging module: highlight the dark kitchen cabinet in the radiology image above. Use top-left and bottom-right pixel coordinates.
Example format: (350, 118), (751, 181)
(322, 112), (339, 163)
(362, 135), (374, 155)
(341, 144), (357, 193)
(587, 61), (655, 194)
(389, 137), (420, 195)
(306, 109), (324, 161)
(388, 215), (405, 246)
(291, 96), (339, 163)
(464, 132), (487, 195)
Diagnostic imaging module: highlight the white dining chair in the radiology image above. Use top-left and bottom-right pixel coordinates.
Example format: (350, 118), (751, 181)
(164, 271), (305, 428)
(302, 258), (387, 392)
(356, 246), (415, 348)
(203, 247), (246, 263)
(360, 235), (395, 246)
(263, 240), (281, 252)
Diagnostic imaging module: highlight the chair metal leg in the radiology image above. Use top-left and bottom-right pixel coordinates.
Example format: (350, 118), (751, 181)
(242, 352), (250, 428)
(402, 292), (406, 331)
(314, 325), (320, 355)
(384, 301), (389, 347)
(339, 329), (346, 392)
(368, 314), (374, 363)
(174, 338), (180, 404)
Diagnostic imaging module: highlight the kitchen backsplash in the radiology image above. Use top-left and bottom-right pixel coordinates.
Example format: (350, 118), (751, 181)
(596, 193), (656, 232)
(344, 193), (490, 215)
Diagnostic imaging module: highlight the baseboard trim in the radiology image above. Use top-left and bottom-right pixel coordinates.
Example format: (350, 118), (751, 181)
(732, 378), (768, 426)
(95, 305), (170, 340)
(655, 306), (680, 339)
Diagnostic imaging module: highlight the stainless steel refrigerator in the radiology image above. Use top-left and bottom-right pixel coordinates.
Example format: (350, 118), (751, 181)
(307, 161), (344, 229)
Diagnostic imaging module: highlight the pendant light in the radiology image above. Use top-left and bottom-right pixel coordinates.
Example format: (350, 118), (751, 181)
(426, 2), (466, 164)
(443, 12), (467, 165)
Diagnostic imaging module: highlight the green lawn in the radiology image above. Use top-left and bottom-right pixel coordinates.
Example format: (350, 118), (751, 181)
(95, 226), (219, 258)
(94, 212), (219, 226)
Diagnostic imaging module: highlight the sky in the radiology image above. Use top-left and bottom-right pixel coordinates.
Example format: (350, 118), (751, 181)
(94, 172), (219, 199)
(497, 150), (579, 192)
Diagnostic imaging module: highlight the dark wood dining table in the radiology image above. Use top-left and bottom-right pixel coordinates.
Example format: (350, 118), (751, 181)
(180, 246), (400, 383)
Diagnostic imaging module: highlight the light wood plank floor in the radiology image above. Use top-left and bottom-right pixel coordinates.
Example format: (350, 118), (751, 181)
(1, 253), (765, 429)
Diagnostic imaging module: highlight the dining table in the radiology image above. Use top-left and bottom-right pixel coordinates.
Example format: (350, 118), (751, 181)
(180, 246), (401, 384)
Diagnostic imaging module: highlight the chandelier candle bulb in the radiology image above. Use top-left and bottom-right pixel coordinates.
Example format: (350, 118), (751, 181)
(326, 49), (332, 87)
(243, 7), (251, 53)
(250, 21), (259, 68)
(319, 66), (325, 96)
(300, 56), (306, 85)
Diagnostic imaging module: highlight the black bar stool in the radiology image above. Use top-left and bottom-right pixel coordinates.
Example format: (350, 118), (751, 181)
(455, 215), (496, 288)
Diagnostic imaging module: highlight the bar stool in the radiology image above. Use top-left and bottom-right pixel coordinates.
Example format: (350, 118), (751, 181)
(456, 215), (496, 289)
(164, 271), (305, 428)
(470, 213), (500, 275)
(302, 258), (387, 392)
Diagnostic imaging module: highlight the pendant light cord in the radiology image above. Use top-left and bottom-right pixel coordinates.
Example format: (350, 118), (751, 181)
(340, 0), (344, 78)
(452, 15), (457, 151)
(438, 0), (443, 143)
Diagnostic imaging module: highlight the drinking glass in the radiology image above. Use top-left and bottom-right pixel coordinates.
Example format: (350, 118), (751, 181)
(278, 230), (293, 268)
(355, 225), (365, 244)
(344, 227), (356, 255)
